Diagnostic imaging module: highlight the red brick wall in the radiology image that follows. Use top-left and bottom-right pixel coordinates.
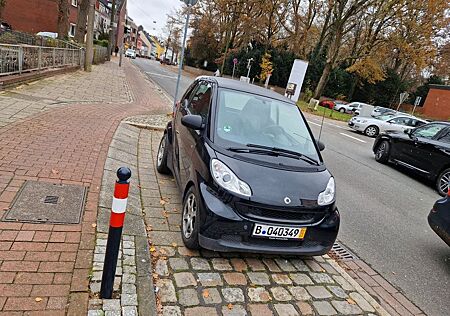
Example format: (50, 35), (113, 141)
(422, 87), (450, 120)
(2, 0), (78, 35)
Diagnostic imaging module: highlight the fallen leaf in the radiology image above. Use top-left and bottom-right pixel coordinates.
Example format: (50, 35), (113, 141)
(202, 290), (209, 298)
(160, 200), (166, 205)
(51, 169), (59, 175)
(227, 303), (233, 310)
(171, 242), (177, 248)
(346, 298), (356, 305)
(35, 297), (42, 302)
(91, 223), (97, 228)
(150, 247), (156, 252)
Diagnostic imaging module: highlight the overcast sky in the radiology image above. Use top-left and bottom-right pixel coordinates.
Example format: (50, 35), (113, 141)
(127, 0), (183, 38)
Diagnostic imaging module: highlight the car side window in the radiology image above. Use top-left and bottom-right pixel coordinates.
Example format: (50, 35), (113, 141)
(413, 123), (447, 139)
(436, 128), (450, 144)
(388, 117), (410, 126)
(187, 81), (212, 120)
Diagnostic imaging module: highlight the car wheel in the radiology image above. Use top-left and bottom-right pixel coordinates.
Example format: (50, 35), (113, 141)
(156, 134), (170, 174)
(339, 108), (345, 113)
(375, 140), (390, 163)
(436, 168), (450, 196)
(364, 125), (379, 137)
(181, 186), (201, 249)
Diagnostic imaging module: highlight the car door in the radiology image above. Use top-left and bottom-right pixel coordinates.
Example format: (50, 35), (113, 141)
(177, 80), (213, 189)
(383, 116), (412, 133)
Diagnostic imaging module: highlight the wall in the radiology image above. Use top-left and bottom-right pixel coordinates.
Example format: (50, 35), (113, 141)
(422, 85), (450, 120)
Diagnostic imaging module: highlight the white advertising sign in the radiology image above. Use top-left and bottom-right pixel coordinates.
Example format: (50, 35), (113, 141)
(285, 59), (309, 102)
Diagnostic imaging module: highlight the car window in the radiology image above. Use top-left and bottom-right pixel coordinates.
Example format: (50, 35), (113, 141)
(437, 128), (450, 144)
(413, 123), (447, 139)
(187, 81), (212, 119)
(388, 117), (410, 125)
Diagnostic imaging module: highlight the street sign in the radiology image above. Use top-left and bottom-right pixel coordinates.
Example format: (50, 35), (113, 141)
(414, 96), (422, 106)
(399, 92), (409, 104)
(233, 58), (238, 65)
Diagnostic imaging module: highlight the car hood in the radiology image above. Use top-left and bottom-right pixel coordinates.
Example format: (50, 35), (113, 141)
(215, 151), (332, 207)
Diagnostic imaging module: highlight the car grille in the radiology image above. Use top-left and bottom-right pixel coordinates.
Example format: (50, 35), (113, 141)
(221, 235), (322, 248)
(235, 202), (326, 225)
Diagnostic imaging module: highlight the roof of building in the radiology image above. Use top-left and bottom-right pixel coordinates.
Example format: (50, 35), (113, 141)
(429, 84), (450, 91)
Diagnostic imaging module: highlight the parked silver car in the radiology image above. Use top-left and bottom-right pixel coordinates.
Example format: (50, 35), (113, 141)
(348, 114), (427, 137)
(334, 101), (371, 113)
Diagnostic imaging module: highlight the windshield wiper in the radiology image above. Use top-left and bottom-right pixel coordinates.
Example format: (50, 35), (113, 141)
(246, 143), (320, 166)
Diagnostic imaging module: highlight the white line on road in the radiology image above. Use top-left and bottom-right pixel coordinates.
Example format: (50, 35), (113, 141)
(339, 132), (367, 143)
(308, 121), (322, 127)
(145, 72), (177, 79)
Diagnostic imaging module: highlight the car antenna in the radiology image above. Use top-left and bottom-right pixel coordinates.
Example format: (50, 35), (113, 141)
(318, 105), (326, 141)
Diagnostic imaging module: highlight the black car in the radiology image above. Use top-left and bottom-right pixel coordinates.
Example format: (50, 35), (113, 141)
(428, 195), (450, 246)
(373, 122), (450, 196)
(156, 76), (339, 255)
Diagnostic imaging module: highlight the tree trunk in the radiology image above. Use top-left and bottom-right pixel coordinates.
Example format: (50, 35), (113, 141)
(314, 62), (332, 99)
(57, 0), (69, 40)
(347, 75), (359, 100)
(75, 0), (90, 43)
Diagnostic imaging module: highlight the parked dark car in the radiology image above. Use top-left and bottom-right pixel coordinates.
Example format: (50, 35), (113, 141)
(156, 76), (339, 255)
(373, 122), (450, 196)
(428, 195), (450, 246)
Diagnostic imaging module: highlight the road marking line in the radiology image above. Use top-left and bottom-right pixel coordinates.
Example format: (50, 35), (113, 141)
(339, 132), (367, 143)
(308, 121), (322, 127)
(145, 72), (177, 79)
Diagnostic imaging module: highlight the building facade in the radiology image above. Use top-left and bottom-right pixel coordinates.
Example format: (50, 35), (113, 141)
(94, 0), (111, 39)
(422, 85), (450, 120)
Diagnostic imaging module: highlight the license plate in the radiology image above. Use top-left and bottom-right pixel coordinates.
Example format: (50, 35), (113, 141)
(252, 224), (307, 240)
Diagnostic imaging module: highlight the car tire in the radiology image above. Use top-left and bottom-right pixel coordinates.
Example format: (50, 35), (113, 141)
(436, 168), (450, 196)
(339, 108), (345, 113)
(364, 125), (379, 137)
(181, 186), (201, 249)
(374, 140), (390, 164)
(156, 134), (170, 174)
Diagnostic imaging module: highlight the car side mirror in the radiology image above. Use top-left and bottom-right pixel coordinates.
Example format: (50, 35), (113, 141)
(181, 114), (204, 130)
(317, 140), (325, 151)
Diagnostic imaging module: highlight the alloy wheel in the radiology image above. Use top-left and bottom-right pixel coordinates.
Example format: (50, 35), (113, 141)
(182, 193), (197, 239)
(366, 126), (378, 137)
(157, 136), (165, 167)
(376, 143), (386, 159)
(439, 172), (450, 195)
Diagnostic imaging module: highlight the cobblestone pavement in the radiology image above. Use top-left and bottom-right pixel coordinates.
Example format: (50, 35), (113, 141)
(0, 58), (132, 129)
(0, 58), (169, 315)
(137, 129), (388, 316)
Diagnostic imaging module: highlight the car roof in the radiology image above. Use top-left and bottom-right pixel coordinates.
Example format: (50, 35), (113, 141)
(197, 76), (295, 104)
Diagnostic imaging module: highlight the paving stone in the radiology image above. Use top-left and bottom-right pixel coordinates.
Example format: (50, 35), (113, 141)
(121, 294), (138, 306)
(289, 273), (313, 285)
(174, 272), (197, 287)
(88, 299), (103, 310)
(288, 286), (311, 301)
(248, 272), (270, 285)
(123, 240), (135, 249)
(122, 273), (136, 284)
(274, 259), (296, 272)
(306, 286), (332, 299)
(271, 274), (292, 285)
(296, 302), (314, 315)
(103, 299), (121, 311)
(230, 258), (248, 272)
(246, 258), (266, 271)
(331, 300), (362, 315)
(184, 307), (218, 316)
(122, 305), (138, 316)
(123, 248), (136, 256)
(349, 292), (375, 312)
(313, 255), (326, 263)
(222, 287), (245, 302)
(262, 259), (281, 272)
(162, 306), (182, 316)
(169, 258), (189, 271)
(158, 246), (177, 257)
(222, 304), (248, 316)
(313, 301), (337, 315)
(155, 259), (169, 276)
(178, 247), (200, 257)
(178, 288), (200, 306)
(88, 311), (103, 316)
(248, 304), (273, 316)
(310, 272), (335, 284)
(190, 257), (211, 270)
(248, 287), (271, 302)
(327, 286), (348, 298)
(274, 304), (299, 316)
(224, 272), (247, 285)
(197, 273), (223, 286)
(123, 255), (135, 266)
(105, 311), (121, 316)
(270, 287), (292, 301)
(290, 259), (310, 272)
(332, 276), (355, 291)
(90, 282), (101, 293)
(212, 258), (232, 271)
(156, 279), (177, 303)
(122, 283), (137, 294)
(202, 288), (222, 304)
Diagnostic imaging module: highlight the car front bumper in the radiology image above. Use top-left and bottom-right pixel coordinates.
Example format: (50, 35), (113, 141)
(348, 121), (367, 132)
(198, 183), (339, 255)
(428, 211), (450, 246)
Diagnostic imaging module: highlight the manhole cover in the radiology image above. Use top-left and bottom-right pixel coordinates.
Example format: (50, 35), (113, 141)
(3, 181), (87, 224)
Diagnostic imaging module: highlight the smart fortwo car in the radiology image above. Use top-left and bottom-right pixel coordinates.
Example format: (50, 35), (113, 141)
(156, 77), (339, 255)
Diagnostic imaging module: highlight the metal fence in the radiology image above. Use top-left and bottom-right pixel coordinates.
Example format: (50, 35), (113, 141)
(0, 44), (85, 76)
(0, 30), (80, 49)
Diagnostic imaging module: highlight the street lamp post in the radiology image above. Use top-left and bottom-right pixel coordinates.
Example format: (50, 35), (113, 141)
(173, 0), (198, 110)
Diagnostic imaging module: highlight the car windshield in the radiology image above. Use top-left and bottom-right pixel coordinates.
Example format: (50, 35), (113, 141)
(214, 88), (320, 161)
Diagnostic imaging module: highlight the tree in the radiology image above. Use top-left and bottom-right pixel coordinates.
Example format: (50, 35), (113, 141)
(259, 52), (273, 82)
(57, 0), (69, 40)
(75, 0), (90, 43)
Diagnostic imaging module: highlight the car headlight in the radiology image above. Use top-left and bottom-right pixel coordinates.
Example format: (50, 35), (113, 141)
(211, 159), (252, 197)
(318, 177), (335, 206)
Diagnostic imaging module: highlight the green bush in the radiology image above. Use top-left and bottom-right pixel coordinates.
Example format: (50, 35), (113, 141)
(93, 39), (108, 47)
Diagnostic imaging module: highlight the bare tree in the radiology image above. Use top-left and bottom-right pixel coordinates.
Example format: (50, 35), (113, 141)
(57, 0), (69, 40)
(75, 0), (90, 43)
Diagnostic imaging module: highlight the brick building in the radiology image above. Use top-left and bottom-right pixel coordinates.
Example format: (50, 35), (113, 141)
(422, 85), (450, 120)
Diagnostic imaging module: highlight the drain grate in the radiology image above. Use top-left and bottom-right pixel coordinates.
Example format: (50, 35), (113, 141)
(3, 181), (87, 224)
(329, 242), (358, 261)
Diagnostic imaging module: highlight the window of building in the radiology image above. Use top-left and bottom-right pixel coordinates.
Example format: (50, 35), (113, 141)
(69, 24), (76, 37)
(71, 0), (78, 7)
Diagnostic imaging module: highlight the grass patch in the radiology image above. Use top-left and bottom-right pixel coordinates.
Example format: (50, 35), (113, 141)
(297, 101), (353, 122)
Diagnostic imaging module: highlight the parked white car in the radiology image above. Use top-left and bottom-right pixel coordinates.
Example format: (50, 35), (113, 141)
(334, 101), (371, 113)
(348, 114), (427, 137)
(125, 49), (136, 59)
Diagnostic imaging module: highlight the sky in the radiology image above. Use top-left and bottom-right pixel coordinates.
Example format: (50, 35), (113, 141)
(127, 0), (183, 38)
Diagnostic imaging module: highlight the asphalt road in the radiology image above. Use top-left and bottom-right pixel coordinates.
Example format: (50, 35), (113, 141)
(133, 58), (450, 316)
